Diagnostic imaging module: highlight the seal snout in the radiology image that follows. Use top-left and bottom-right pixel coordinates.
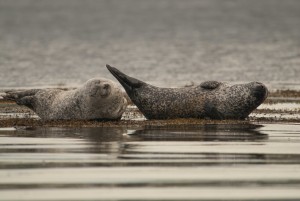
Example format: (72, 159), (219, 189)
(252, 82), (268, 101)
(88, 79), (112, 98)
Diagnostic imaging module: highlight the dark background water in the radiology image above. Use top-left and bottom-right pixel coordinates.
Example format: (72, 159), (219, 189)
(0, 0), (300, 89)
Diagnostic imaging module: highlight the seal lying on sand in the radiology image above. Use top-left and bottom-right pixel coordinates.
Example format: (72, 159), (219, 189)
(106, 65), (268, 120)
(4, 78), (127, 120)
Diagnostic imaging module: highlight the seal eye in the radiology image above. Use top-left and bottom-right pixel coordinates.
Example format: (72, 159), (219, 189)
(100, 84), (111, 98)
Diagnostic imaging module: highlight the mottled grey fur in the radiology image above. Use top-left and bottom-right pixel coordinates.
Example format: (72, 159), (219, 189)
(107, 65), (268, 120)
(4, 78), (127, 120)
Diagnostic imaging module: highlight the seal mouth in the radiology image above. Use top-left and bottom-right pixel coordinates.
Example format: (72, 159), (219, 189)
(106, 64), (144, 93)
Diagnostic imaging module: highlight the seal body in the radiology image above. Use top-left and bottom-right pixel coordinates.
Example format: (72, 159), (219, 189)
(5, 78), (127, 120)
(107, 65), (268, 120)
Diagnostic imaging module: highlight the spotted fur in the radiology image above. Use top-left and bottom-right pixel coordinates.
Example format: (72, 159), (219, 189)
(4, 78), (127, 120)
(107, 65), (268, 120)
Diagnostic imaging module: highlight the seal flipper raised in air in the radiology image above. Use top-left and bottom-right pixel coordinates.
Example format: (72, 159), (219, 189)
(106, 64), (145, 94)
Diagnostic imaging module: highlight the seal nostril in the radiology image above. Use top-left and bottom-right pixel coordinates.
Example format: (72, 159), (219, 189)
(256, 85), (265, 91)
(253, 83), (267, 100)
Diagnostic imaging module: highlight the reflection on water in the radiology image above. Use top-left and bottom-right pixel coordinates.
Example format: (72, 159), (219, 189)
(130, 124), (267, 141)
(1, 123), (300, 200)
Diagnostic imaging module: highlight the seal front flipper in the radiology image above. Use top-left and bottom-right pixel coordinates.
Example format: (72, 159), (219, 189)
(106, 64), (145, 94)
(199, 81), (222, 90)
(16, 96), (35, 110)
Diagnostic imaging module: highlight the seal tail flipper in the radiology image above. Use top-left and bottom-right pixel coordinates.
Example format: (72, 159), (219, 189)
(4, 89), (39, 100)
(3, 89), (39, 109)
(106, 64), (144, 92)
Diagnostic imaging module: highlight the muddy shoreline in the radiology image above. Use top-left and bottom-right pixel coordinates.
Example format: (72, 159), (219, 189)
(0, 89), (299, 128)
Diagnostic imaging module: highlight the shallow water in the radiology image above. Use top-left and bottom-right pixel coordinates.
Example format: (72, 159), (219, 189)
(1, 124), (300, 200)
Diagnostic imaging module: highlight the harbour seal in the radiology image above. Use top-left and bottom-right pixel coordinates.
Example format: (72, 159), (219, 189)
(106, 64), (268, 120)
(4, 78), (127, 120)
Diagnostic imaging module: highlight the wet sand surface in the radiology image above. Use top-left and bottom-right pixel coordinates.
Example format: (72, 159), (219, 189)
(1, 0), (300, 200)
(1, 90), (300, 127)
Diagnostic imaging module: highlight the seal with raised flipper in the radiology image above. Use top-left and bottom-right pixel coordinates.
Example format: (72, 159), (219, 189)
(4, 78), (127, 120)
(106, 64), (268, 120)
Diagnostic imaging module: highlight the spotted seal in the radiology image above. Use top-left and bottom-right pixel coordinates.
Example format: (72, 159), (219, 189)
(106, 64), (268, 120)
(4, 78), (127, 120)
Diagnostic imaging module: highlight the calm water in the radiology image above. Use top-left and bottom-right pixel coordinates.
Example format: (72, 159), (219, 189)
(0, 0), (300, 89)
(1, 123), (300, 200)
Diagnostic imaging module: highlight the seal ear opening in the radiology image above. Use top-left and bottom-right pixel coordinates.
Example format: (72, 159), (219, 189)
(106, 64), (144, 92)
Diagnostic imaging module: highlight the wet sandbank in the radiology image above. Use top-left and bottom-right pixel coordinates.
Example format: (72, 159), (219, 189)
(0, 89), (299, 128)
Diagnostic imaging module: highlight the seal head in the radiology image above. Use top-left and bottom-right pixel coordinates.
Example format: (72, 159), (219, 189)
(107, 64), (268, 120)
(202, 81), (268, 119)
